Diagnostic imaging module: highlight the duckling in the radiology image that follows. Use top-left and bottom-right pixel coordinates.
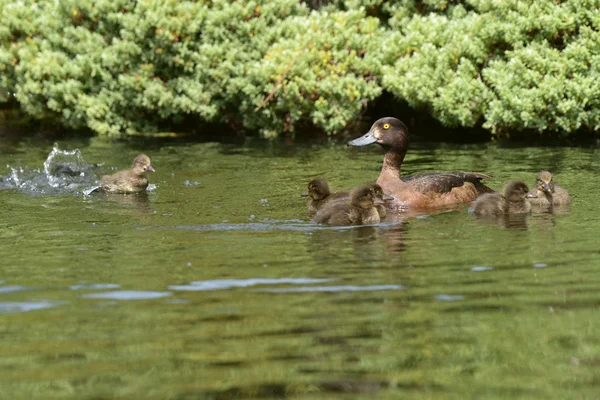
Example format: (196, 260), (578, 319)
(100, 154), (155, 194)
(529, 171), (571, 206)
(313, 183), (393, 226)
(472, 180), (536, 216)
(301, 178), (349, 215)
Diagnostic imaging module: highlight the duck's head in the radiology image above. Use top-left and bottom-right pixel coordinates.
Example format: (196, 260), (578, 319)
(352, 183), (394, 209)
(347, 117), (409, 151)
(302, 178), (330, 201)
(536, 171), (555, 194)
(132, 154), (155, 175)
(504, 180), (536, 202)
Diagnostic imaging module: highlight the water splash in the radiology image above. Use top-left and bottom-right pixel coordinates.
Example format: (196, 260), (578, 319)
(1, 144), (97, 194)
(43, 145), (94, 188)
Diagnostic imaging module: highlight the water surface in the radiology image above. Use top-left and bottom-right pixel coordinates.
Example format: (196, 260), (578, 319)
(1, 133), (599, 399)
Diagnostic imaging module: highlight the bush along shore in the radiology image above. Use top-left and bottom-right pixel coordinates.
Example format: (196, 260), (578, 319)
(1, 0), (599, 139)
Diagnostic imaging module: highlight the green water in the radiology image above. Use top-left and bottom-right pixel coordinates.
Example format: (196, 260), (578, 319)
(1, 134), (600, 399)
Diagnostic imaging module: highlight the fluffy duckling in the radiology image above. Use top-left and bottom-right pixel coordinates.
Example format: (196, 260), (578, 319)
(100, 154), (155, 194)
(301, 178), (349, 215)
(313, 183), (393, 226)
(529, 171), (571, 206)
(472, 180), (536, 216)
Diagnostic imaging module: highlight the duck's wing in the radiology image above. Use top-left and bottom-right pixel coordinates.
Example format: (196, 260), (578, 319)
(402, 172), (493, 194)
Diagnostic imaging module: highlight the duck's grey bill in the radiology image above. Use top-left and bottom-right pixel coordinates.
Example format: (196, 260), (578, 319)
(347, 131), (377, 146)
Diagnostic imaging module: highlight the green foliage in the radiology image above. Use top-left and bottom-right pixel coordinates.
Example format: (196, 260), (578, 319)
(1, 0), (600, 137)
(382, 0), (600, 135)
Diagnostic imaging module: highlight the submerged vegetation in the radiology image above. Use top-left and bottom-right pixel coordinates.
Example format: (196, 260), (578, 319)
(1, 0), (599, 138)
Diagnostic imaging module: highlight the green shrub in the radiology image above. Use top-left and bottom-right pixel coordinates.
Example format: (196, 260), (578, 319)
(1, 0), (600, 137)
(0, 0), (382, 137)
(382, 0), (600, 136)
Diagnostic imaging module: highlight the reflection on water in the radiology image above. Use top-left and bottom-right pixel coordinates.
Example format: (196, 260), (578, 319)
(70, 283), (121, 290)
(0, 285), (32, 293)
(1, 137), (598, 399)
(81, 290), (172, 300)
(253, 284), (405, 293)
(169, 277), (337, 291)
(0, 300), (66, 313)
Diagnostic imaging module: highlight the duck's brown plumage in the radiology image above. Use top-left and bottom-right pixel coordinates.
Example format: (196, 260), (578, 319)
(528, 170), (571, 207)
(472, 180), (534, 216)
(100, 154), (155, 194)
(313, 183), (392, 226)
(348, 117), (493, 209)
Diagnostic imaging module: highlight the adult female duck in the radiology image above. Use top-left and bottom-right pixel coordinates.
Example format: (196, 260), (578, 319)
(348, 117), (492, 209)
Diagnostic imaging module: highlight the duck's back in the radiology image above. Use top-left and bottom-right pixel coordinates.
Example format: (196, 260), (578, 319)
(472, 193), (505, 216)
(402, 172), (492, 195)
(101, 170), (148, 193)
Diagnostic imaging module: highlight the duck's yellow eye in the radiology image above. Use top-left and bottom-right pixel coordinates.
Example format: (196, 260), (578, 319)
(383, 123), (390, 129)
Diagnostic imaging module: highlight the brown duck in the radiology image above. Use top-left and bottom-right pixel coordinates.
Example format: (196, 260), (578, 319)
(313, 183), (393, 226)
(472, 180), (536, 216)
(301, 178), (349, 215)
(348, 117), (492, 209)
(100, 154), (155, 194)
(528, 171), (571, 206)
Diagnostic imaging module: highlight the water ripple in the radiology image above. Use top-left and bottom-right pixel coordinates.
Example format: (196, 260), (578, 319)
(435, 294), (465, 302)
(0, 301), (66, 313)
(165, 221), (402, 233)
(0, 285), (32, 294)
(169, 278), (337, 291)
(471, 266), (494, 272)
(82, 291), (172, 300)
(254, 284), (405, 293)
(70, 283), (121, 290)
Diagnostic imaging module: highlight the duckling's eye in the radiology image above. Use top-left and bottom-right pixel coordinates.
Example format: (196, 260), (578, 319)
(383, 123), (390, 130)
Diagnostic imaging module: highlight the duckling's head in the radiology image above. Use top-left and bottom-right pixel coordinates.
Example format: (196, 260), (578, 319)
(347, 117), (409, 151)
(536, 171), (555, 194)
(302, 178), (330, 201)
(352, 183), (394, 208)
(131, 154), (155, 175)
(504, 180), (536, 202)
